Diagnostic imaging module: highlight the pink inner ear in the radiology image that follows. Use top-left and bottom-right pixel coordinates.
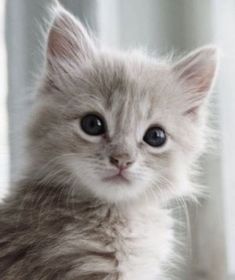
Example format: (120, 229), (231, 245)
(179, 63), (216, 93)
(47, 14), (78, 59)
(48, 29), (68, 58)
(174, 47), (218, 95)
(47, 7), (94, 63)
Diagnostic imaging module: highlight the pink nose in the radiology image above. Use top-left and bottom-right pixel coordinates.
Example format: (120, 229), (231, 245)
(109, 154), (134, 169)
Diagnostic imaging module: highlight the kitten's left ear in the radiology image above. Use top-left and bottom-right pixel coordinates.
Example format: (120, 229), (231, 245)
(47, 2), (95, 66)
(173, 46), (219, 115)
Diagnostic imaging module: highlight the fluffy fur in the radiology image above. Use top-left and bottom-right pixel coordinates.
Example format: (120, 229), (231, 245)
(0, 3), (218, 280)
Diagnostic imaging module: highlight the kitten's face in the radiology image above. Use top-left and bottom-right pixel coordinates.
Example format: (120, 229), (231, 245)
(27, 6), (218, 203)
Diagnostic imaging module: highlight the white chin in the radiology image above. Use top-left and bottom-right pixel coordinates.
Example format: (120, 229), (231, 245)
(86, 179), (146, 203)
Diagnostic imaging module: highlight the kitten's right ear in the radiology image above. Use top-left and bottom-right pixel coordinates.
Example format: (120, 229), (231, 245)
(47, 2), (95, 68)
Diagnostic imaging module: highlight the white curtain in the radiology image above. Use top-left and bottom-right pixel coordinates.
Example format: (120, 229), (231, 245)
(213, 1), (235, 279)
(6, 1), (235, 279)
(0, 0), (8, 200)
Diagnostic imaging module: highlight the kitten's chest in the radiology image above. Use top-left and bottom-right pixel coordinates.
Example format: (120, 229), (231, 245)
(58, 205), (174, 280)
(114, 207), (174, 280)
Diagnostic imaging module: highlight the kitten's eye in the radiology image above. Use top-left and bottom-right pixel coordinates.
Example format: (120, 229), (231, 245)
(143, 127), (166, 147)
(81, 114), (106, 136)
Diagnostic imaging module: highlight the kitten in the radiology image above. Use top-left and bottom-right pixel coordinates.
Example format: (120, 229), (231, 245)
(0, 3), (218, 280)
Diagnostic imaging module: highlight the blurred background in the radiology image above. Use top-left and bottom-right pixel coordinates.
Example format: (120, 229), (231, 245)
(0, 0), (234, 279)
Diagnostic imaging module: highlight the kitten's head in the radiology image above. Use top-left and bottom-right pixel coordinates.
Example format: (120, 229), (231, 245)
(27, 4), (218, 203)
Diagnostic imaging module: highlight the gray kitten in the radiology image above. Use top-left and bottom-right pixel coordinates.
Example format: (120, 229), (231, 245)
(0, 3), (218, 280)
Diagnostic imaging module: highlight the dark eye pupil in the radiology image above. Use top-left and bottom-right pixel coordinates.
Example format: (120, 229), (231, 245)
(81, 114), (105, 136)
(143, 127), (166, 147)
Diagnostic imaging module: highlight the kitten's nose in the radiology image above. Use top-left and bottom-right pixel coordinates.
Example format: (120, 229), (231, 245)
(109, 154), (134, 169)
